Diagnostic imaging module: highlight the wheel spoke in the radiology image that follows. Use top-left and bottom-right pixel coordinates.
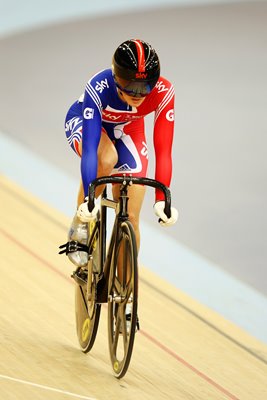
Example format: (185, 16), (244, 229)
(114, 275), (121, 295)
(113, 313), (121, 352)
(79, 286), (88, 312)
(120, 306), (129, 351)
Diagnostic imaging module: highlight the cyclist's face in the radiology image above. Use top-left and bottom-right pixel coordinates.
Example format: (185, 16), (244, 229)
(119, 91), (146, 107)
(114, 75), (148, 107)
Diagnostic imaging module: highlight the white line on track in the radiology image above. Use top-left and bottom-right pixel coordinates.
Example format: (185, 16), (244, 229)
(0, 374), (97, 400)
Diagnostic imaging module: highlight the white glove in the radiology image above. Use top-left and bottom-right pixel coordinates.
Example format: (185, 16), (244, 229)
(153, 201), (178, 227)
(76, 197), (100, 223)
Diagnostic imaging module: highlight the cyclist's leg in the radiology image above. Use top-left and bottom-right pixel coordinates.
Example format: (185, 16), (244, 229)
(65, 116), (118, 205)
(111, 119), (148, 252)
(77, 129), (118, 205)
(110, 121), (146, 342)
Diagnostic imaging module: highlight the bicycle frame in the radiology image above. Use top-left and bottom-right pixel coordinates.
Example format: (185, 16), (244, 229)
(93, 178), (135, 303)
(70, 175), (171, 302)
(67, 174), (172, 376)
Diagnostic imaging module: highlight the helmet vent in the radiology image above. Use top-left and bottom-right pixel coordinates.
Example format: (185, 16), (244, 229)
(133, 39), (146, 72)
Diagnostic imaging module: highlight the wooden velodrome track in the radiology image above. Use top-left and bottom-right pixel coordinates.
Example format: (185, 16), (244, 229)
(0, 175), (267, 400)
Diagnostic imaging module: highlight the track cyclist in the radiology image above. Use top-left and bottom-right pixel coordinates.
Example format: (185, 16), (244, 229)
(64, 38), (178, 279)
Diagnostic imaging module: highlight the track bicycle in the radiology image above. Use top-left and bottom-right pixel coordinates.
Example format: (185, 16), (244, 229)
(60, 175), (171, 378)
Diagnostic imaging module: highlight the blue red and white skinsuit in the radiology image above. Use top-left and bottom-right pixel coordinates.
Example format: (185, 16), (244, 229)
(65, 68), (175, 201)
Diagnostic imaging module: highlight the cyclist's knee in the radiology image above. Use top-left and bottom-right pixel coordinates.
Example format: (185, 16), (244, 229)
(98, 151), (117, 173)
(98, 136), (118, 173)
(128, 212), (140, 232)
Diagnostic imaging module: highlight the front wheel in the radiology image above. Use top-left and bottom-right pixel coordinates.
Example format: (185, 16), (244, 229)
(107, 220), (138, 378)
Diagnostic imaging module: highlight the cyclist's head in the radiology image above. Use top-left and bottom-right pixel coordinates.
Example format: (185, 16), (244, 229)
(112, 39), (160, 98)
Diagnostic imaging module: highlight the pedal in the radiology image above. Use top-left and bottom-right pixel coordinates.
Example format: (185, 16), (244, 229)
(71, 268), (87, 286)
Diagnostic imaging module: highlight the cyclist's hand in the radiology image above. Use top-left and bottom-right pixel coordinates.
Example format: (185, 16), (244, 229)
(76, 197), (99, 222)
(153, 201), (178, 227)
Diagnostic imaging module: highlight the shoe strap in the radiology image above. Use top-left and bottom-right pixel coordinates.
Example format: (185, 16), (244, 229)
(59, 240), (89, 255)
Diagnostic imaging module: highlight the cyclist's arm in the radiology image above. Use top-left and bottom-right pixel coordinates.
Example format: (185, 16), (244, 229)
(153, 84), (175, 201)
(81, 82), (103, 197)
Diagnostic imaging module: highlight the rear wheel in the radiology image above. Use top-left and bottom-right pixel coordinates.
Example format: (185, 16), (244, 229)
(107, 220), (138, 378)
(74, 219), (101, 353)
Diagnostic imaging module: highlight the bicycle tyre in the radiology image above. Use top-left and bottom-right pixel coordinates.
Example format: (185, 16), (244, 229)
(107, 220), (138, 378)
(74, 219), (101, 353)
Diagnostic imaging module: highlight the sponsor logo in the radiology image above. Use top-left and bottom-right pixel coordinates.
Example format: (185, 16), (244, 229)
(166, 109), (174, 122)
(102, 111), (121, 121)
(65, 117), (81, 132)
(95, 78), (109, 93)
(83, 107), (94, 119)
(156, 81), (169, 94)
(124, 114), (141, 121)
(135, 72), (147, 79)
(141, 142), (148, 158)
(117, 163), (131, 171)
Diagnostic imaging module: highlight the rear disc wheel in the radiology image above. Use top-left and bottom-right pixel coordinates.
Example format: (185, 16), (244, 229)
(74, 219), (101, 353)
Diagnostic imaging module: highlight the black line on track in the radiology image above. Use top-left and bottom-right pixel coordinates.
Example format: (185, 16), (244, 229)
(140, 276), (267, 365)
